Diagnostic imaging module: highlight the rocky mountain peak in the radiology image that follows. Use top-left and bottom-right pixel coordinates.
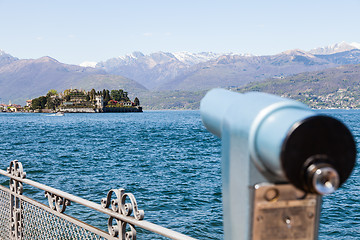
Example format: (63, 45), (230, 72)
(35, 56), (59, 63)
(0, 50), (19, 67)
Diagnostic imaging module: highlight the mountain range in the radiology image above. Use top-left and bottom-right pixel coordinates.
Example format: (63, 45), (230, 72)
(2, 41), (360, 108)
(94, 42), (360, 91)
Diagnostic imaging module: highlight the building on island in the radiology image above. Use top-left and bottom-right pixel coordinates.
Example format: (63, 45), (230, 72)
(95, 95), (104, 109)
(26, 100), (32, 108)
(0, 103), (22, 112)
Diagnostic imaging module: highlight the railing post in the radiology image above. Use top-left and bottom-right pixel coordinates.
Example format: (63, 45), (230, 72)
(101, 189), (144, 240)
(7, 160), (26, 240)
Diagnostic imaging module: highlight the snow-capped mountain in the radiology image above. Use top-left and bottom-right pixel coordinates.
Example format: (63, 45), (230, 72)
(309, 41), (360, 54)
(95, 43), (360, 90)
(79, 61), (97, 68)
(95, 51), (235, 89)
(98, 51), (224, 68)
(172, 52), (223, 65)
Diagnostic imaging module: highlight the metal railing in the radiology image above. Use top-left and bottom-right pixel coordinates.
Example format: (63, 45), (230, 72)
(0, 160), (197, 240)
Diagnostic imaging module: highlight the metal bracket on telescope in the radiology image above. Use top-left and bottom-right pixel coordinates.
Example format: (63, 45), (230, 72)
(252, 183), (320, 240)
(200, 88), (356, 240)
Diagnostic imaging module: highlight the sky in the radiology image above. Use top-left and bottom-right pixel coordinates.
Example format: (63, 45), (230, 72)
(1, 0), (360, 65)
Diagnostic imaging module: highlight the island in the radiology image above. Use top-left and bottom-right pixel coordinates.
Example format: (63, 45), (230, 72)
(26, 88), (142, 113)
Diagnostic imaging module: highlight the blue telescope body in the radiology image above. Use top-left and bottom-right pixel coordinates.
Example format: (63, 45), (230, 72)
(200, 88), (356, 240)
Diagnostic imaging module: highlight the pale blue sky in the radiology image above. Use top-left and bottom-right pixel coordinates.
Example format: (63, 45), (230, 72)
(1, 0), (359, 65)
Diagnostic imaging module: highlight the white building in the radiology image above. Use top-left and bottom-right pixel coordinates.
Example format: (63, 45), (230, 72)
(95, 95), (104, 109)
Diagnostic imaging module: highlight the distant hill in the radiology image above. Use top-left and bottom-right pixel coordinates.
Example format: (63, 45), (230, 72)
(139, 63), (360, 110)
(236, 64), (360, 109)
(0, 56), (147, 104)
(142, 64), (360, 110)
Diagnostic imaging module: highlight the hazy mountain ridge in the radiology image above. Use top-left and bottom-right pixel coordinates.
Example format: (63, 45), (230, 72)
(0, 56), (147, 104)
(0, 49), (18, 68)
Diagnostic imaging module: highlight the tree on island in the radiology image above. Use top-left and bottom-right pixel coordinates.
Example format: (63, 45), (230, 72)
(47, 89), (58, 96)
(111, 89), (130, 102)
(31, 96), (47, 110)
(104, 90), (111, 103)
(90, 89), (96, 101)
(46, 89), (61, 110)
(134, 97), (140, 106)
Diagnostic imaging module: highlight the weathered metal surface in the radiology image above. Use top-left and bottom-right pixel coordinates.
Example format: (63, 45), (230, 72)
(101, 188), (144, 239)
(0, 160), (197, 240)
(252, 184), (321, 240)
(44, 191), (71, 213)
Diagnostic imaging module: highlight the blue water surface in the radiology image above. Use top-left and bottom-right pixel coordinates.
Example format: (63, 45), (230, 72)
(0, 110), (359, 239)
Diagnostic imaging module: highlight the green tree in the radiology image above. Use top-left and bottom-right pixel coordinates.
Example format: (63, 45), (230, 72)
(90, 89), (96, 100)
(104, 90), (111, 102)
(111, 90), (121, 101)
(47, 97), (61, 110)
(134, 97), (140, 106)
(31, 96), (47, 110)
(64, 89), (71, 96)
(46, 89), (58, 97)
(46, 90), (61, 110)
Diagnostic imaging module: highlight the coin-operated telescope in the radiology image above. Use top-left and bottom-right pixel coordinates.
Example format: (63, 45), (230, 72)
(200, 89), (356, 240)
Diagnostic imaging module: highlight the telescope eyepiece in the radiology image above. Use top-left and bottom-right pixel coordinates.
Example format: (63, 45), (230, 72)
(306, 163), (340, 195)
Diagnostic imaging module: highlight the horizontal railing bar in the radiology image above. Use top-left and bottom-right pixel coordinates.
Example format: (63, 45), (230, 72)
(0, 169), (197, 240)
(0, 184), (117, 240)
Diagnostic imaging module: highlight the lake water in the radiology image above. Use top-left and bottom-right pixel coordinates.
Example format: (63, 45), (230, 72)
(0, 110), (359, 239)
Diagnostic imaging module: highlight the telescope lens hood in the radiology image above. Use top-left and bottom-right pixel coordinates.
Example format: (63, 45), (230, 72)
(280, 115), (356, 194)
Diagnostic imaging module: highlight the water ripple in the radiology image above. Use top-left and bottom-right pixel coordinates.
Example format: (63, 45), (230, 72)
(0, 110), (359, 239)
